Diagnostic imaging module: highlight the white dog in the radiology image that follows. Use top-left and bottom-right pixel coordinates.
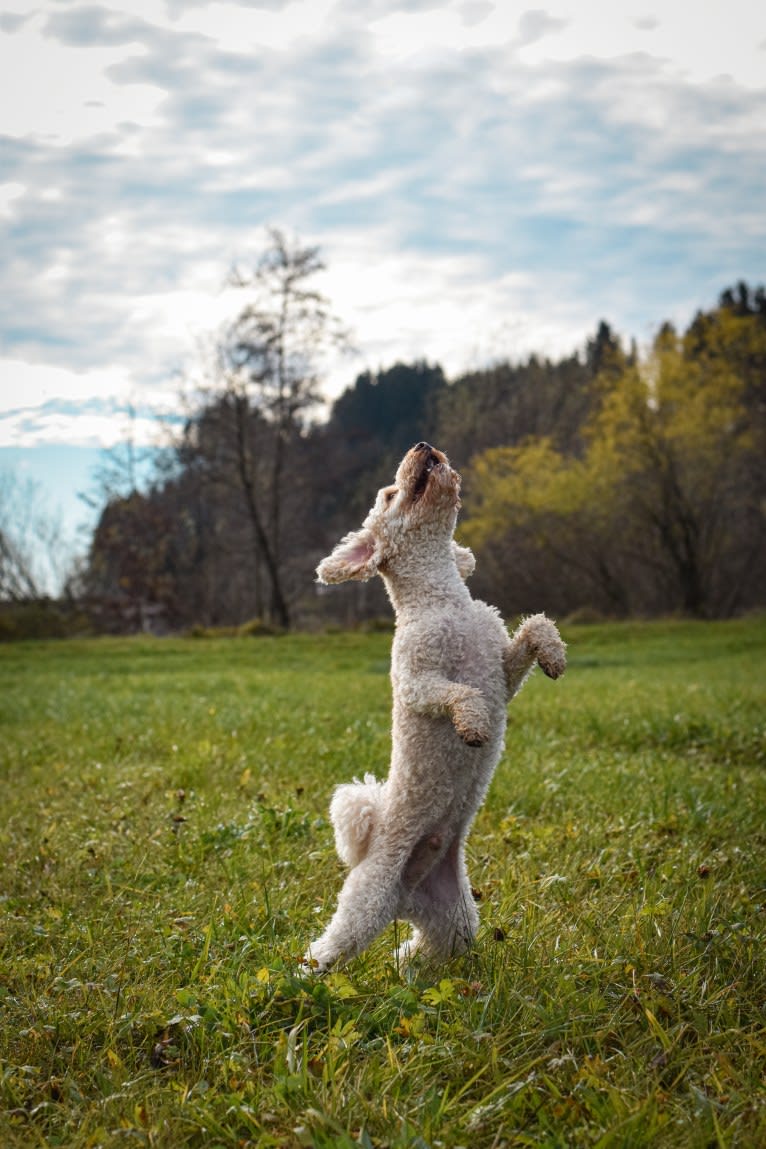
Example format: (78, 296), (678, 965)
(306, 443), (566, 971)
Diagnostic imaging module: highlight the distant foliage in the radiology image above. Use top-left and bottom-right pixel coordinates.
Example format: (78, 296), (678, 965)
(0, 599), (88, 641)
(314, 360), (447, 520)
(77, 278), (766, 631)
(461, 288), (766, 619)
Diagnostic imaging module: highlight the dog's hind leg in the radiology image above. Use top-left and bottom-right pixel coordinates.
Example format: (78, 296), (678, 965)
(305, 843), (406, 972)
(401, 830), (444, 888)
(402, 836), (479, 961)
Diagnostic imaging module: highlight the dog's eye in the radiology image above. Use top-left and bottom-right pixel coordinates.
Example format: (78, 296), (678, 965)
(384, 489), (397, 505)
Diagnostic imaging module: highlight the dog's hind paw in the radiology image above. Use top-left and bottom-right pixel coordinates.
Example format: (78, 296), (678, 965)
(302, 950), (332, 975)
(393, 931), (425, 971)
(303, 936), (343, 974)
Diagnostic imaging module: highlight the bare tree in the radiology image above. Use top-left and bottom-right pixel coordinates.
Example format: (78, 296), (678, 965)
(79, 402), (161, 515)
(204, 228), (349, 628)
(0, 470), (68, 599)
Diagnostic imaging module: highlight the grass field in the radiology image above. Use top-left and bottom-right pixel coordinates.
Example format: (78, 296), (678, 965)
(1, 618), (765, 1148)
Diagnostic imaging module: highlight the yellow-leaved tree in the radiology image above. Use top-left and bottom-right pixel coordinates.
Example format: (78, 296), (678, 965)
(460, 306), (764, 618)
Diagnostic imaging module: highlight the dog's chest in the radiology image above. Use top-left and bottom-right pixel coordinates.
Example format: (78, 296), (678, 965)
(391, 606), (502, 691)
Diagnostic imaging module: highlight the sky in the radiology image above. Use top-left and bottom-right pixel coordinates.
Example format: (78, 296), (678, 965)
(1, 0), (765, 585)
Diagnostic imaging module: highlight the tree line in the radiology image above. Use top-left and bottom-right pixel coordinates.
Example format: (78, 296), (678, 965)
(4, 231), (764, 635)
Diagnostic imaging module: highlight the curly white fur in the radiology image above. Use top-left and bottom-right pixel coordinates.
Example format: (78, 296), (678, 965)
(330, 774), (383, 868)
(305, 443), (566, 971)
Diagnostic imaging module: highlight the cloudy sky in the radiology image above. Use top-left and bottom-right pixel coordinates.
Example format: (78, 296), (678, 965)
(1, 0), (765, 574)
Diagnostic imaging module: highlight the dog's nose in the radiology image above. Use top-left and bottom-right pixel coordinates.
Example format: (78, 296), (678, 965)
(413, 441), (432, 453)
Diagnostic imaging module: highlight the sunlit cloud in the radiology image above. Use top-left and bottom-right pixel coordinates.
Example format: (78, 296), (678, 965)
(519, 0), (766, 89)
(0, 0), (764, 459)
(0, 361), (178, 448)
(0, 10), (166, 143)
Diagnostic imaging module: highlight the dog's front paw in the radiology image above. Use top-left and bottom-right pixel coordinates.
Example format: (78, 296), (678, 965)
(539, 648), (566, 679)
(524, 614), (567, 679)
(536, 633), (566, 680)
(452, 691), (490, 747)
(458, 725), (489, 748)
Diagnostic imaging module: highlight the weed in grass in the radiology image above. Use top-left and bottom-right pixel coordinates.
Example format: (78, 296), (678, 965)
(0, 621), (764, 1146)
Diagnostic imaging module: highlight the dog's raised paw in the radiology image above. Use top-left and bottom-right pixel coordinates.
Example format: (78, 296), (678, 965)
(526, 617), (566, 680)
(452, 691), (490, 747)
(537, 642), (566, 679)
(457, 725), (489, 747)
(538, 652), (566, 679)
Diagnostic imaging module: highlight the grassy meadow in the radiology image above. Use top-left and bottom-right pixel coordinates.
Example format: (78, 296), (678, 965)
(1, 618), (765, 1147)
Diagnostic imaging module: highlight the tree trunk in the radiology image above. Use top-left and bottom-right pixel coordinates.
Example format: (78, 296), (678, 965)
(233, 395), (291, 629)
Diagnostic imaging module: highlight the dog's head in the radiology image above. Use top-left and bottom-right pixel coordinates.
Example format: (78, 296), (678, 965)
(317, 442), (475, 584)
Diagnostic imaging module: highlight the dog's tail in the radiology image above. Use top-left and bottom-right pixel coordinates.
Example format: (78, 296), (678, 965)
(330, 773), (384, 868)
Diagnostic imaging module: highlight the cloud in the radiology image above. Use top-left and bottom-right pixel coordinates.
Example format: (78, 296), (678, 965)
(0, 392), (181, 451)
(0, 10), (166, 143)
(520, 1), (766, 89)
(44, 5), (155, 48)
(0, 0), (765, 454)
(517, 9), (568, 46)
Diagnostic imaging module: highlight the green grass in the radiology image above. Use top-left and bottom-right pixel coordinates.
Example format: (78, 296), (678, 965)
(1, 618), (765, 1148)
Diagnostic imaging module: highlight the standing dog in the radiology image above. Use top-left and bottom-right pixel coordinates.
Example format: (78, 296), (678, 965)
(306, 443), (565, 970)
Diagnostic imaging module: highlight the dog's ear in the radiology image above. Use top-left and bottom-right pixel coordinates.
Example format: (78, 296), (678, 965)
(317, 529), (381, 584)
(453, 542), (475, 581)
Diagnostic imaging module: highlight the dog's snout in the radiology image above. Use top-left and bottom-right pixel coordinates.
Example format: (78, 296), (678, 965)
(413, 441), (432, 454)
